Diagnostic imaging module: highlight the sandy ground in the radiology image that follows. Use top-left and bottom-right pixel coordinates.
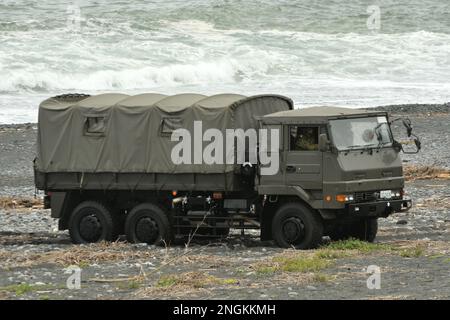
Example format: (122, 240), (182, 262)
(0, 105), (449, 300)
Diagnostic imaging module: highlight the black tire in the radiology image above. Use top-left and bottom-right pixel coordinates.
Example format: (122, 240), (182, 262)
(329, 218), (378, 243)
(68, 201), (115, 244)
(272, 202), (323, 249)
(350, 218), (378, 242)
(328, 224), (350, 241)
(125, 203), (172, 245)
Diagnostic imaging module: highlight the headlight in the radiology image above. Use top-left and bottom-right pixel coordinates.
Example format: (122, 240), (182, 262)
(336, 194), (354, 203)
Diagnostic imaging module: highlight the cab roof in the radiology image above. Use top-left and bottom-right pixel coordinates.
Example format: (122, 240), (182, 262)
(262, 106), (387, 124)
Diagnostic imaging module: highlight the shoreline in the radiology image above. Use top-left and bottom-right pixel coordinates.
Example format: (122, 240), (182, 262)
(1, 103), (449, 129)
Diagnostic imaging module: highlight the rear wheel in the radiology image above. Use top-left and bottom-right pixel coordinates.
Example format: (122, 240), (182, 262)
(68, 201), (115, 244)
(272, 202), (323, 249)
(125, 203), (172, 245)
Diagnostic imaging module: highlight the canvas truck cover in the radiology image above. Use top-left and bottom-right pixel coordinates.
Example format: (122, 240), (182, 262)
(36, 93), (293, 174)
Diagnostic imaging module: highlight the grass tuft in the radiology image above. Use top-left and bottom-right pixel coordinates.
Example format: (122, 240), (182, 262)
(274, 255), (331, 273)
(156, 275), (180, 288)
(0, 283), (53, 296)
(312, 273), (334, 283)
(399, 245), (425, 258)
(156, 272), (238, 289)
(325, 239), (391, 253)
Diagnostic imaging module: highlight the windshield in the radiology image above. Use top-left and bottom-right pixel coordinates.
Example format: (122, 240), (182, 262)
(329, 116), (392, 151)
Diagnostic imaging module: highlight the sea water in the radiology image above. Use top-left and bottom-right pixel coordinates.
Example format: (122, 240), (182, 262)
(0, 0), (449, 123)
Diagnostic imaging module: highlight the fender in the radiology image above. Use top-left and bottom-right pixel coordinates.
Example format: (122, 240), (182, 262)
(257, 185), (322, 209)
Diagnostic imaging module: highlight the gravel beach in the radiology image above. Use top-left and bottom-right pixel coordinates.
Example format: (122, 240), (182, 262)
(0, 104), (449, 300)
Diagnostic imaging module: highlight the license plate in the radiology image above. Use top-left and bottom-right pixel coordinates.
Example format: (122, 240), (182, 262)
(380, 190), (392, 199)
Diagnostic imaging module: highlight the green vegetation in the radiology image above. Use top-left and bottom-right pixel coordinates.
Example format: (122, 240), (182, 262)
(77, 261), (90, 268)
(0, 283), (53, 296)
(11, 283), (34, 296)
(156, 275), (179, 288)
(254, 239), (394, 278)
(156, 272), (238, 289)
(218, 278), (239, 285)
(312, 273), (334, 283)
(255, 252), (333, 275)
(315, 248), (351, 259)
(399, 246), (425, 258)
(255, 265), (278, 275)
(275, 255), (331, 273)
(324, 239), (391, 253)
(128, 280), (141, 289)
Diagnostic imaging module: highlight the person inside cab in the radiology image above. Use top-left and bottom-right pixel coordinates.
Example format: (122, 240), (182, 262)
(290, 126), (319, 151)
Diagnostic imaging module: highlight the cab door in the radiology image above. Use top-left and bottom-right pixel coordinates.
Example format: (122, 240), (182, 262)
(284, 125), (323, 189)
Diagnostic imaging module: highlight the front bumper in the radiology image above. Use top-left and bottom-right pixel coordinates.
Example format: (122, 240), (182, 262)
(346, 198), (412, 217)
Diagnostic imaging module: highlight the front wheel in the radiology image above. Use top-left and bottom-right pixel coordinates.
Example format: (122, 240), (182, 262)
(271, 202), (323, 249)
(125, 203), (172, 245)
(328, 218), (378, 243)
(350, 218), (378, 242)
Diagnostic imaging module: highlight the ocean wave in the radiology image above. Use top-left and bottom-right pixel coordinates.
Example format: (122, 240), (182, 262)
(1, 26), (449, 93)
(0, 58), (260, 93)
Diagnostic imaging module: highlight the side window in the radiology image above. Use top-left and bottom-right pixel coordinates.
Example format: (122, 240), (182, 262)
(160, 117), (183, 136)
(289, 126), (319, 151)
(84, 116), (107, 136)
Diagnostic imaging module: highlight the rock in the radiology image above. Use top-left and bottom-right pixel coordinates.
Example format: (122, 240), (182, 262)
(397, 219), (408, 225)
(306, 285), (317, 290)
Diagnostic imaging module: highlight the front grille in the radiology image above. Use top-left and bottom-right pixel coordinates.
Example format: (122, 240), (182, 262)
(354, 191), (377, 202)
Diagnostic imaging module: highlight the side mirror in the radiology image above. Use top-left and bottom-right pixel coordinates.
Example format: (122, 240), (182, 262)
(318, 134), (330, 152)
(414, 136), (421, 151)
(402, 119), (413, 137)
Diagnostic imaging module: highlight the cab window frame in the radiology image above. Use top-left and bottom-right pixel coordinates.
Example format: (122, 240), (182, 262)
(288, 125), (321, 152)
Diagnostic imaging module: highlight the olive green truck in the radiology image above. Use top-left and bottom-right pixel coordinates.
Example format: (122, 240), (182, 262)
(34, 93), (420, 249)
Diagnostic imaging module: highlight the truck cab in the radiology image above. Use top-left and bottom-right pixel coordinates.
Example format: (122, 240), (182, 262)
(257, 107), (417, 248)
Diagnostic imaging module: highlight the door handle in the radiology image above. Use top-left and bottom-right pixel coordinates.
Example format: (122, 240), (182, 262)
(286, 165), (296, 173)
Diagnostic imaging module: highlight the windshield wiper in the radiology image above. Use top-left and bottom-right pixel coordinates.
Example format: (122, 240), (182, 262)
(344, 144), (377, 151)
(346, 144), (365, 150)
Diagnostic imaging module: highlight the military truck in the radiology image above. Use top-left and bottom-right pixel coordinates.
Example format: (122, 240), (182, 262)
(34, 93), (420, 249)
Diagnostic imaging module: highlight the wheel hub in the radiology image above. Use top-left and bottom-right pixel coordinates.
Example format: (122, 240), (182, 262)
(79, 214), (102, 242)
(135, 217), (159, 243)
(282, 217), (305, 243)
